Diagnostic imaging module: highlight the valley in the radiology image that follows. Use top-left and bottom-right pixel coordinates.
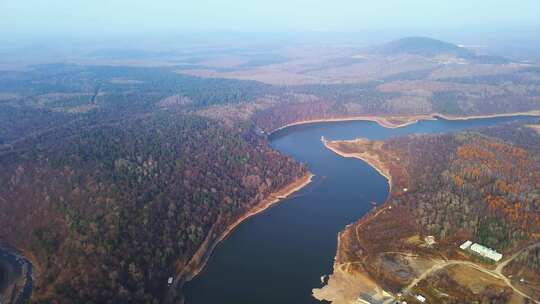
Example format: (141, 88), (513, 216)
(1, 36), (540, 303)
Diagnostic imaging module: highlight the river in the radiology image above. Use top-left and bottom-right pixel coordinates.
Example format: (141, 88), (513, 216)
(183, 116), (534, 304)
(0, 116), (532, 303)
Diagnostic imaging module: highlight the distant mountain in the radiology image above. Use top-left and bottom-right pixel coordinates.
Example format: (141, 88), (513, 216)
(370, 37), (475, 57)
(369, 36), (509, 63)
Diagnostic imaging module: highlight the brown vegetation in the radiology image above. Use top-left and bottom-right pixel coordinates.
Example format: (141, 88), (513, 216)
(318, 121), (540, 303)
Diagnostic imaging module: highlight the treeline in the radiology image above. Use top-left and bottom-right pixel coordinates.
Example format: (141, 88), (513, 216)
(0, 64), (275, 107)
(0, 64), (276, 148)
(253, 87), (400, 132)
(1, 64), (539, 140)
(0, 111), (306, 303)
(431, 91), (539, 115)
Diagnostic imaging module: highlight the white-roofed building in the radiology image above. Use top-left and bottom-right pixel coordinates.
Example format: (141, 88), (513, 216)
(469, 243), (503, 262)
(460, 240), (473, 250)
(416, 294), (426, 303)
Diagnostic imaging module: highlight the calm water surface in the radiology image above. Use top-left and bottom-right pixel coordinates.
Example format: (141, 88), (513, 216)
(184, 116), (530, 304)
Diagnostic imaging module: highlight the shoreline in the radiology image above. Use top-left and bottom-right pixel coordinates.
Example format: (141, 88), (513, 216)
(322, 138), (393, 193)
(178, 172), (314, 285)
(270, 115), (427, 135)
(434, 110), (540, 121)
(269, 110), (540, 135)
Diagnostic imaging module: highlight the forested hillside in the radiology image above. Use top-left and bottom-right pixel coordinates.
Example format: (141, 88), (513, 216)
(382, 124), (540, 250)
(0, 111), (306, 303)
(322, 121), (540, 302)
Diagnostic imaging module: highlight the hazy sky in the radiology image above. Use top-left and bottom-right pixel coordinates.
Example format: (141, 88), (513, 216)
(2, 0), (540, 38)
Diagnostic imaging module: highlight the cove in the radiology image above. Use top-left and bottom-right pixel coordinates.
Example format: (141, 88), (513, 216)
(183, 115), (535, 304)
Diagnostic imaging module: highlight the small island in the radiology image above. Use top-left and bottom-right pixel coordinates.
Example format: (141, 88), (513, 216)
(315, 121), (540, 304)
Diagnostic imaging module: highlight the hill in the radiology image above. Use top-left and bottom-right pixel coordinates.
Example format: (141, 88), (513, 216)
(370, 36), (475, 58)
(368, 36), (509, 64)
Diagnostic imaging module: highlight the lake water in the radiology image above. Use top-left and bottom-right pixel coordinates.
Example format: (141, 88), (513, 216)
(183, 116), (534, 304)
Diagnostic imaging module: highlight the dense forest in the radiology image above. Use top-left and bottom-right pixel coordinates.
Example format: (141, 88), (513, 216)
(357, 122), (540, 251)
(389, 128), (539, 250)
(0, 63), (282, 149)
(0, 111), (305, 303)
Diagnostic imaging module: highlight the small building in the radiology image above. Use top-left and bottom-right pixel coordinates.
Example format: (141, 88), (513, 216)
(424, 236), (436, 246)
(415, 294), (426, 303)
(167, 277), (174, 285)
(460, 240), (473, 250)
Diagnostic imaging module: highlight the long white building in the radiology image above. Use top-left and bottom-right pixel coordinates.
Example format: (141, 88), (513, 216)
(470, 243), (503, 262)
(460, 240), (503, 262)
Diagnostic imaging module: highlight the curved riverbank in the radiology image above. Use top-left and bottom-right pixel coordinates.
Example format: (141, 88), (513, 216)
(185, 114), (538, 304)
(269, 115), (429, 135)
(322, 138), (393, 193)
(184, 172), (314, 281)
(172, 172), (314, 302)
(434, 110), (540, 121)
(269, 110), (540, 135)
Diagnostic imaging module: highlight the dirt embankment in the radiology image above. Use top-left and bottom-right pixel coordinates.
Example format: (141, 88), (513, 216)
(270, 115), (429, 135)
(169, 172), (314, 301)
(322, 138), (393, 191)
(434, 110), (540, 121)
(269, 110), (540, 135)
(314, 138), (413, 303)
(322, 138), (410, 197)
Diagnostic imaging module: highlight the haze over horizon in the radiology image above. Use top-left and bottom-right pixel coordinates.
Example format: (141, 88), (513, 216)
(2, 0), (540, 40)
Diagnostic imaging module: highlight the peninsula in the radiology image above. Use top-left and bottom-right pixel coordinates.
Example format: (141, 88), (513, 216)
(315, 121), (540, 304)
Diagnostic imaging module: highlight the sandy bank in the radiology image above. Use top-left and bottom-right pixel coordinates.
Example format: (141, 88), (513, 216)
(316, 139), (400, 304)
(312, 260), (393, 304)
(178, 172), (314, 284)
(269, 110), (540, 135)
(435, 110), (540, 121)
(270, 115), (428, 135)
(322, 138), (393, 192)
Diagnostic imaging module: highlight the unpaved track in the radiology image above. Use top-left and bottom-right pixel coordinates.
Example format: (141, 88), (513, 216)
(393, 242), (540, 304)
(355, 199), (540, 303)
(496, 242), (540, 274)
